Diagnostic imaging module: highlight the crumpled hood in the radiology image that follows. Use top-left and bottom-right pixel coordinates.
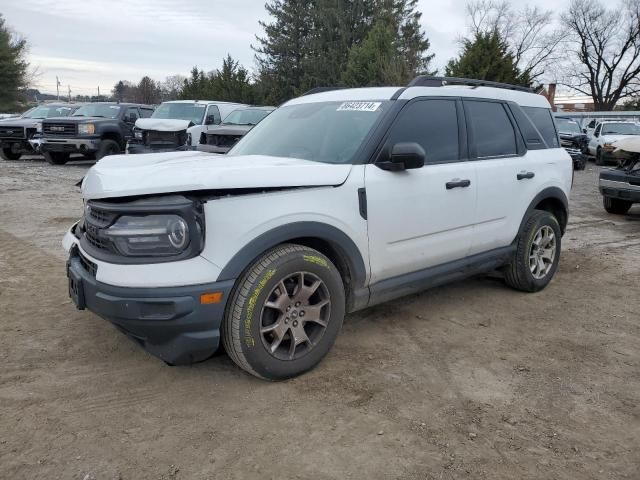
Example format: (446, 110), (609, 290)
(601, 134), (635, 144)
(613, 135), (640, 154)
(135, 118), (192, 132)
(81, 151), (352, 200)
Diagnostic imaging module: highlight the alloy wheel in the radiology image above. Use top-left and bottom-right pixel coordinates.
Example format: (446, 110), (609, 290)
(260, 271), (331, 361)
(529, 225), (556, 280)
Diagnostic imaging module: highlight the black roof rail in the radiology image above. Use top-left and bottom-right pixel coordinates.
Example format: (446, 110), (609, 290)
(409, 76), (533, 93)
(302, 86), (348, 96)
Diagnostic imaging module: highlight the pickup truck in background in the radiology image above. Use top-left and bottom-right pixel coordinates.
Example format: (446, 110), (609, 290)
(127, 100), (246, 154)
(0, 103), (82, 161)
(197, 106), (275, 154)
(40, 103), (154, 164)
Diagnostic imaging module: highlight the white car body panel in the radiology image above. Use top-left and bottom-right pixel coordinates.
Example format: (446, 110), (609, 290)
(365, 162), (478, 283)
(471, 148), (573, 255)
(200, 166), (369, 284)
(81, 153), (352, 200)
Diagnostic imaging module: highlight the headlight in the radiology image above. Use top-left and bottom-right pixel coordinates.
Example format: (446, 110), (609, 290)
(134, 129), (143, 140)
(79, 124), (95, 135)
(36, 122), (42, 133)
(103, 214), (191, 256)
(602, 143), (615, 151)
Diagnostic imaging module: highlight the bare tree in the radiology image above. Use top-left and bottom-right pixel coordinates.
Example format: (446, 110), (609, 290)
(160, 75), (186, 100)
(465, 1), (565, 83)
(561, 0), (640, 110)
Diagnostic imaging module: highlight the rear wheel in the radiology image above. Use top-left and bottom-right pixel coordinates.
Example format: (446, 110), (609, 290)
(1, 147), (22, 161)
(96, 139), (121, 160)
(222, 244), (345, 380)
(43, 151), (70, 165)
(504, 210), (562, 293)
(603, 196), (632, 214)
(595, 147), (605, 165)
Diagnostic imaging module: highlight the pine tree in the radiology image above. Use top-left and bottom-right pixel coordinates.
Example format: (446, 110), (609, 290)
(445, 30), (531, 87)
(0, 14), (28, 111)
(253, 0), (314, 104)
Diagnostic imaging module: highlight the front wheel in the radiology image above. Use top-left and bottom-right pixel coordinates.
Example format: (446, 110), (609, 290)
(504, 210), (562, 293)
(595, 147), (605, 166)
(603, 196), (632, 214)
(222, 244), (345, 380)
(1, 147), (22, 161)
(43, 151), (70, 165)
(96, 139), (121, 160)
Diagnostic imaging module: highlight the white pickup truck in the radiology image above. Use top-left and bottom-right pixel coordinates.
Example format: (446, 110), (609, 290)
(127, 100), (247, 154)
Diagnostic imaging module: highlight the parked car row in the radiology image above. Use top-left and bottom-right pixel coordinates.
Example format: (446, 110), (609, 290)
(0, 99), (275, 164)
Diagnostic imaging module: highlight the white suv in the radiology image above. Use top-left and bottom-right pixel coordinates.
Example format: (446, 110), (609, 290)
(63, 77), (572, 379)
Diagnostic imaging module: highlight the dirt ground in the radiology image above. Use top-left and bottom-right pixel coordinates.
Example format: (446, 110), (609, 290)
(0, 156), (638, 480)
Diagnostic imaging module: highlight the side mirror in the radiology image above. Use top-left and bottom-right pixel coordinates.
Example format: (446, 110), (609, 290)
(377, 142), (426, 171)
(594, 132), (600, 138)
(582, 128), (587, 134)
(205, 114), (218, 125)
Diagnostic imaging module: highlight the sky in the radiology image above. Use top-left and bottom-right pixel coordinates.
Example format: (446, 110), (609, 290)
(1, 0), (571, 97)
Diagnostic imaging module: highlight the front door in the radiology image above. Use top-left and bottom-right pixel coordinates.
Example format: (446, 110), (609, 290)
(365, 98), (477, 284)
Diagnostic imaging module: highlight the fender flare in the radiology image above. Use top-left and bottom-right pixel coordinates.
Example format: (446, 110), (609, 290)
(517, 187), (569, 237)
(217, 221), (368, 289)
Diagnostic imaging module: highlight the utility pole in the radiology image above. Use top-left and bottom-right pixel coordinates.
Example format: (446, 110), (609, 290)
(97, 86), (100, 98)
(56, 76), (61, 101)
(68, 85), (71, 103)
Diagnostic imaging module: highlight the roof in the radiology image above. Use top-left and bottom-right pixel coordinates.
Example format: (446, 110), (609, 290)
(161, 100), (246, 105)
(285, 85), (550, 109)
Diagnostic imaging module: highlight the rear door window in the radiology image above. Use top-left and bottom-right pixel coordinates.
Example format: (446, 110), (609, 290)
(465, 101), (517, 158)
(522, 107), (559, 148)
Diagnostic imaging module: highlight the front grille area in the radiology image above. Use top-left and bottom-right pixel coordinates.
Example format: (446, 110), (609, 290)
(43, 122), (77, 136)
(0, 125), (25, 139)
(83, 204), (118, 254)
(78, 250), (98, 277)
(206, 134), (242, 148)
(145, 130), (186, 149)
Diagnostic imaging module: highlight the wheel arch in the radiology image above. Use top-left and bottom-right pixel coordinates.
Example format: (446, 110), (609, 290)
(217, 222), (369, 312)
(101, 129), (124, 149)
(518, 187), (569, 237)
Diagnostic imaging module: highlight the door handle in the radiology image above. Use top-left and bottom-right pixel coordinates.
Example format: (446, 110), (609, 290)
(517, 171), (535, 180)
(446, 179), (471, 189)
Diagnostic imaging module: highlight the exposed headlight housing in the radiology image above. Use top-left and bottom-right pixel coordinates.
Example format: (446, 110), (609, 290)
(103, 214), (191, 256)
(602, 143), (616, 151)
(79, 123), (95, 135)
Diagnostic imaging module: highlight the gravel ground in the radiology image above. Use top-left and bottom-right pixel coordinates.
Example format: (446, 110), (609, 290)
(1, 156), (639, 480)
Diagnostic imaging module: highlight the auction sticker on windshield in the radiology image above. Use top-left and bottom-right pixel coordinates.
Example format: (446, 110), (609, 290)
(337, 102), (381, 112)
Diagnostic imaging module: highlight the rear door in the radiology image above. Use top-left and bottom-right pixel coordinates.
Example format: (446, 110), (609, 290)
(365, 98), (477, 284)
(466, 99), (530, 255)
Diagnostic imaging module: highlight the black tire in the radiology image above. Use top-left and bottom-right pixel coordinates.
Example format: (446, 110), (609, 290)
(504, 210), (562, 293)
(574, 155), (587, 170)
(595, 147), (605, 165)
(96, 139), (121, 160)
(603, 196), (632, 214)
(222, 244), (345, 380)
(1, 147), (22, 161)
(43, 151), (70, 165)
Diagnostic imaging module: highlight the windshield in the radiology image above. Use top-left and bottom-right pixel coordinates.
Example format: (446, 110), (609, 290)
(229, 101), (387, 164)
(73, 104), (122, 119)
(23, 105), (75, 119)
(601, 123), (640, 135)
(556, 118), (582, 134)
(152, 102), (206, 124)
(223, 108), (273, 126)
